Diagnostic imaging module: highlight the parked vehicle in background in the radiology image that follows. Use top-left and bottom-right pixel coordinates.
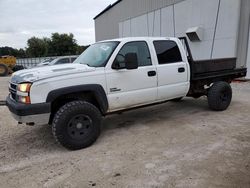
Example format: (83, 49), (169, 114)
(36, 58), (55, 67)
(6, 37), (247, 150)
(0, 56), (25, 76)
(36, 56), (78, 67)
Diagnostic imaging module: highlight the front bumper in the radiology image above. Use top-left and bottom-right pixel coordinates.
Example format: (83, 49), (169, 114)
(6, 96), (51, 125)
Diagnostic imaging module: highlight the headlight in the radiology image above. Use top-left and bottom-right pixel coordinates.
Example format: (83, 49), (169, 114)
(17, 83), (32, 93)
(16, 83), (32, 104)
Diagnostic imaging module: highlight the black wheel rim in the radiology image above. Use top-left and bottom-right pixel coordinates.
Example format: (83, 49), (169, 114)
(67, 114), (93, 140)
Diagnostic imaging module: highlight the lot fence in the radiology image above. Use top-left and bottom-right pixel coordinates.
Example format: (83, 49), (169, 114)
(16, 56), (59, 68)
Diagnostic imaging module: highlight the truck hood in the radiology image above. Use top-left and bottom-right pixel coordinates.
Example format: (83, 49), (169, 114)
(11, 63), (95, 84)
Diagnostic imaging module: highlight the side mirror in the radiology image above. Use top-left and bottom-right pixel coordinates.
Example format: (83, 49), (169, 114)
(112, 54), (125, 69)
(125, 53), (138, 70)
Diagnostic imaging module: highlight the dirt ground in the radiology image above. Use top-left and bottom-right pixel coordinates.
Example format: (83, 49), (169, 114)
(0, 77), (249, 188)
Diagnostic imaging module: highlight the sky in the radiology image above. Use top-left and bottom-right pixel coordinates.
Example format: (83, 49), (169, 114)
(0, 0), (116, 49)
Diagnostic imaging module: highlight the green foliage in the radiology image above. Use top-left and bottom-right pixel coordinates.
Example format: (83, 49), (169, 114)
(0, 47), (27, 58)
(26, 33), (85, 57)
(49, 33), (78, 56)
(26, 37), (48, 57)
(0, 33), (89, 58)
(76, 45), (89, 55)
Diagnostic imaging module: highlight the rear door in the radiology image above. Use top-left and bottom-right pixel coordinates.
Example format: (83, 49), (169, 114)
(105, 41), (157, 111)
(153, 40), (189, 100)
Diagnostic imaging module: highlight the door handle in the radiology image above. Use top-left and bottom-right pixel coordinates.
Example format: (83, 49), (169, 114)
(178, 67), (185, 73)
(148, 71), (156, 77)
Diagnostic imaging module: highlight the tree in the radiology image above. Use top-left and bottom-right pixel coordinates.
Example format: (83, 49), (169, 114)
(0, 46), (27, 58)
(0, 46), (15, 56)
(17, 49), (27, 58)
(26, 37), (48, 57)
(1, 33), (88, 58)
(50, 33), (78, 56)
(76, 45), (89, 55)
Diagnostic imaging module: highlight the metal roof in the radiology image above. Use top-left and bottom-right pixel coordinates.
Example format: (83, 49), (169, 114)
(93, 0), (122, 20)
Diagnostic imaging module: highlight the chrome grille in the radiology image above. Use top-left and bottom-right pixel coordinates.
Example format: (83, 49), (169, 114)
(9, 82), (17, 101)
(10, 83), (17, 90)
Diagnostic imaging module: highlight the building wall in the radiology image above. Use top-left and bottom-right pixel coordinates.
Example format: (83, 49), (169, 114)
(118, 0), (241, 61)
(95, 0), (250, 68)
(237, 0), (250, 70)
(95, 0), (185, 42)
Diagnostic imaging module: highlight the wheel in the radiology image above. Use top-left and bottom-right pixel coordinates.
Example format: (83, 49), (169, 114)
(52, 101), (102, 150)
(171, 97), (183, 102)
(12, 65), (25, 72)
(207, 81), (232, 111)
(0, 63), (8, 76)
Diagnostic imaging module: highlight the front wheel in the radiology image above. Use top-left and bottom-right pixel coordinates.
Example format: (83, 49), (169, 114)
(52, 101), (102, 150)
(207, 81), (232, 111)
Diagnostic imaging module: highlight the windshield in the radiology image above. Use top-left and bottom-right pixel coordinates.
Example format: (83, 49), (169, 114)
(74, 41), (119, 67)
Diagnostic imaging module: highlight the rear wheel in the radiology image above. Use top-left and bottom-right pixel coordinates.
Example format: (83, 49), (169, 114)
(52, 101), (102, 150)
(0, 63), (8, 76)
(207, 81), (232, 111)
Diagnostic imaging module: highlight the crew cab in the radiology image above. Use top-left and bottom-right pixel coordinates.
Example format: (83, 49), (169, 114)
(6, 37), (247, 150)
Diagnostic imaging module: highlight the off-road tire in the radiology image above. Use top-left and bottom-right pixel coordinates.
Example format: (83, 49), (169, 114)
(0, 63), (8, 76)
(207, 81), (232, 111)
(52, 101), (102, 150)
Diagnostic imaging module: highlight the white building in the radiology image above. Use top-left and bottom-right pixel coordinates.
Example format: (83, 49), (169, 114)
(94, 0), (250, 78)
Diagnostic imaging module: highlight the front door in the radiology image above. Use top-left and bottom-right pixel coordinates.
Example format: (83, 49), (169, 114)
(106, 41), (157, 111)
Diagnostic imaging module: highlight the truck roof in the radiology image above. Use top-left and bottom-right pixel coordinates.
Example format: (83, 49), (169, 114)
(98, 37), (179, 43)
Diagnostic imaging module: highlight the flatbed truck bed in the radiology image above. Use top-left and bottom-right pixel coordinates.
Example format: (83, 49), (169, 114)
(179, 37), (247, 97)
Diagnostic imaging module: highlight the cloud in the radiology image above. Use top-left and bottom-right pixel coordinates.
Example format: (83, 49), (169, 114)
(0, 0), (116, 48)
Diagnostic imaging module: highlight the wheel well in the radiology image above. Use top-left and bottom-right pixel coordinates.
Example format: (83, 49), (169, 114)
(188, 79), (232, 98)
(49, 92), (101, 124)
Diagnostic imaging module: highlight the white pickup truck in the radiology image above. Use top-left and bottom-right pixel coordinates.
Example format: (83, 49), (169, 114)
(6, 37), (247, 150)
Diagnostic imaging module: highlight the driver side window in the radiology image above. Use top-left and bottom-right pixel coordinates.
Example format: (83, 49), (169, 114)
(113, 41), (152, 69)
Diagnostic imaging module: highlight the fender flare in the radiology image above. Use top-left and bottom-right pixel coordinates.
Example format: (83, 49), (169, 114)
(46, 84), (108, 114)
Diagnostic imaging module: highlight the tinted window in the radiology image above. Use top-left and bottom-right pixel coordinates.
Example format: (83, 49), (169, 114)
(153, 41), (182, 64)
(114, 41), (152, 68)
(55, 58), (70, 65)
(71, 57), (77, 62)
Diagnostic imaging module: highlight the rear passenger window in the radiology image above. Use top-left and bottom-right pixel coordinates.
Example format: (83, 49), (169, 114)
(153, 41), (182, 64)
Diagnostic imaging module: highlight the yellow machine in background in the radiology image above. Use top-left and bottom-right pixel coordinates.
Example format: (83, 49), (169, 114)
(0, 56), (17, 76)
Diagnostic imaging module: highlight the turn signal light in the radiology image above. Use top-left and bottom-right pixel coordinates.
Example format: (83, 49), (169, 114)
(19, 96), (31, 104)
